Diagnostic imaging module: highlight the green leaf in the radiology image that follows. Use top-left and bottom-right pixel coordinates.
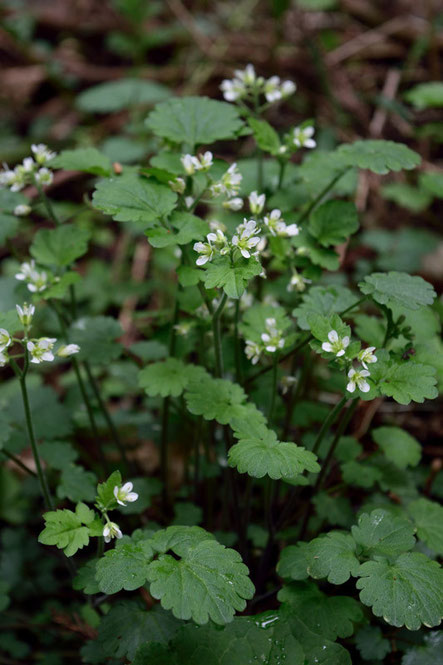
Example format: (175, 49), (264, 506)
(359, 271), (436, 310)
(96, 470), (122, 511)
(337, 140), (421, 174)
(277, 542), (311, 581)
(38, 440), (78, 470)
(73, 560), (100, 595)
(419, 171), (443, 199)
(56, 464), (97, 503)
(309, 201), (359, 247)
(404, 82), (443, 109)
(402, 632), (443, 665)
(96, 539), (154, 594)
(278, 581), (363, 639)
(239, 303), (292, 344)
(372, 426), (421, 469)
(146, 211), (209, 248)
(368, 354), (438, 405)
(313, 492), (354, 528)
(248, 117), (281, 155)
(119, 477), (162, 515)
(341, 460), (382, 488)
(30, 225), (90, 267)
(0, 212), (18, 244)
(38, 502), (95, 557)
(308, 312), (350, 345)
(97, 600), (181, 661)
(42, 271), (81, 300)
(381, 182), (432, 213)
(76, 78), (171, 113)
(228, 423), (320, 480)
(202, 256), (262, 299)
(69, 316), (122, 365)
(51, 148), (112, 176)
(146, 533), (254, 624)
(354, 625), (390, 661)
(356, 552), (443, 630)
(408, 498), (443, 555)
(307, 532), (360, 584)
(293, 285), (359, 330)
(291, 227), (340, 270)
(138, 359), (207, 398)
(92, 174), (177, 227)
(184, 376), (249, 425)
(351, 509), (415, 557)
(146, 96), (244, 147)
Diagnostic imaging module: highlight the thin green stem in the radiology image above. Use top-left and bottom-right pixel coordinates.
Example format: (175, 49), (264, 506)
(34, 180), (61, 226)
(311, 395), (348, 456)
(212, 293), (228, 378)
(12, 355), (54, 509)
(277, 160), (287, 190)
(1, 449), (37, 477)
(234, 300), (243, 384)
(296, 167), (351, 227)
(267, 355), (278, 424)
(245, 333), (311, 387)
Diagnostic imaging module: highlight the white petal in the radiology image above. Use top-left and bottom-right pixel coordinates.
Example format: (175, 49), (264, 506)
(122, 482), (133, 493)
(127, 492), (138, 502)
(321, 342), (333, 353)
(342, 336), (350, 348)
(336, 349), (345, 357)
(358, 380), (370, 393)
(328, 330), (338, 342)
(346, 381), (356, 393)
(196, 255), (209, 266)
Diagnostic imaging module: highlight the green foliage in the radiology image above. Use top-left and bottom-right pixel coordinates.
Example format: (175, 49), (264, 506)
(76, 78), (171, 113)
(146, 96), (244, 146)
(92, 174), (177, 226)
(228, 421), (320, 480)
(337, 140), (421, 174)
(139, 359), (206, 397)
(306, 532), (360, 584)
(30, 225), (90, 267)
(202, 256), (262, 299)
(146, 211), (209, 248)
(356, 553), (443, 630)
(96, 470), (122, 511)
(248, 117), (281, 154)
(51, 148), (112, 176)
(372, 426), (421, 469)
(351, 509), (416, 557)
(69, 315), (122, 364)
(355, 625), (391, 661)
(408, 498), (443, 555)
(402, 632), (443, 665)
(366, 351), (438, 405)
(309, 200), (359, 246)
(38, 502), (96, 556)
(96, 538), (154, 593)
(359, 272), (436, 310)
(404, 82), (443, 109)
(184, 375), (250, 424)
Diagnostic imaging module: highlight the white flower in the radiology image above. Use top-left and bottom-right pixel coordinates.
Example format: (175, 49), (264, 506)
(15, 260), (36, 282)
(169, 177), (185, 194)
(7, 167), (26, 192)
(193, 234), (215, 266)
(194, 151), (213, 172)
(181, 154), (196, 175)
(184, 196), (194, 209)
(211, 162), (242, 198)
(0, 352), (8, 367)
(245, 340), (262, 365)
(220, 78), (246, 102)
(103, 521), (123, 543)
(249, 191), (266, 215)
(16, 303), (35, 327)
(0, 166), (16, 187)
(223, 197), (243, 211)
(261, 317), (285, 353)
(287, 271), (312, 293)
(263, 209), (298, 237)
(264, 76), (283, 103)
(292, 125), (316, 149)
(209, 219), (226, 233)
(321, 330), (350, 357)
(235, 64), (257, 86)
(113, 481), (138, 506)
(347, 367), (370, 393)
(57, 344), (80, 358)
(174, 321), (193, 337)
(27, 270), (49, 293)
(21, 157), (35, 173)
(0, 329), (12, 352)
(208, 229), (230, 255)
(31, 144), (56, 165)
(232, 219), (261, 259)
(281, 375), (297, 394)
(27, 337), (57, 364)
(14, 204), (31, 216)
(358, 346), (377, 370)
(281, 80), (296, 97)
(35, 168), (53, 186)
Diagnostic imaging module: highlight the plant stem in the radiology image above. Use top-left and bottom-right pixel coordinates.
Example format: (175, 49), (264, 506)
(13, 356), (54, 510)
(268, 355), (278, 424)
(311, 395), (348, 456)
(212, 293), (228, 378)
(234, 299), (243, 384)
(1, 449), (37, 477)
(83, 361), (132, 471)
(296, 167), (351, 226)
(35, 180), (61, 226)
(245, 333), (311, 387)
(277, 160), (286, 190)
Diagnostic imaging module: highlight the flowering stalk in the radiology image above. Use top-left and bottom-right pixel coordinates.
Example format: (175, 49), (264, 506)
(212, 293), (228, 378)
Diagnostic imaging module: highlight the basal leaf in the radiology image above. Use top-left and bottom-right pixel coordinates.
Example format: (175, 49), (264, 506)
(309, 200), (359, 247)
(30, 225), (90, 267)
(337, 140), (421, 174)
(146, 211), (209, 248)
(77, 78), (171, 113)
(359, 272), (436, 310)
(92, 174), (177, 226)
(277, 543), (311, 581)
(38, 440), (78, 470)
(146, 96), (244, 147)
(354, 625), (390, 661)
(138, 359), (207, 398)
(356, 552), (443, 630)
(73, 560), (100, 595)
(404, 82), (443, 110)
(292, 285), (359, 331)
(408, 498), (443, 555)
(96, 539), (154, 594)
(307, 532), (360, 584)
(56, 463), (97, 503)
(351, 509), (416, 557)
(69, 316), (122, 365)
(184, 376), (248, 425)
(146, 538), (254, 624)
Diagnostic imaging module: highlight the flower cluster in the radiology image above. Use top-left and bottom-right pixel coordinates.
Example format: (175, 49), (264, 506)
(287, 270), (312, 293)
(292, 125), (316, 149)
(0, 144), (56, 192)
(322, 329), (378, 394)
(102, 481), (139, 543)
(322, 330), (350, 358)
(245, 317), (285, 365)
(15, 260), (50, 293)
(181, 151), (213, 175)
(210, 162), (242, 198)
(221, 64), (296, 105)
(194, 218), (262, 266)
(263, 209), (299, 238)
